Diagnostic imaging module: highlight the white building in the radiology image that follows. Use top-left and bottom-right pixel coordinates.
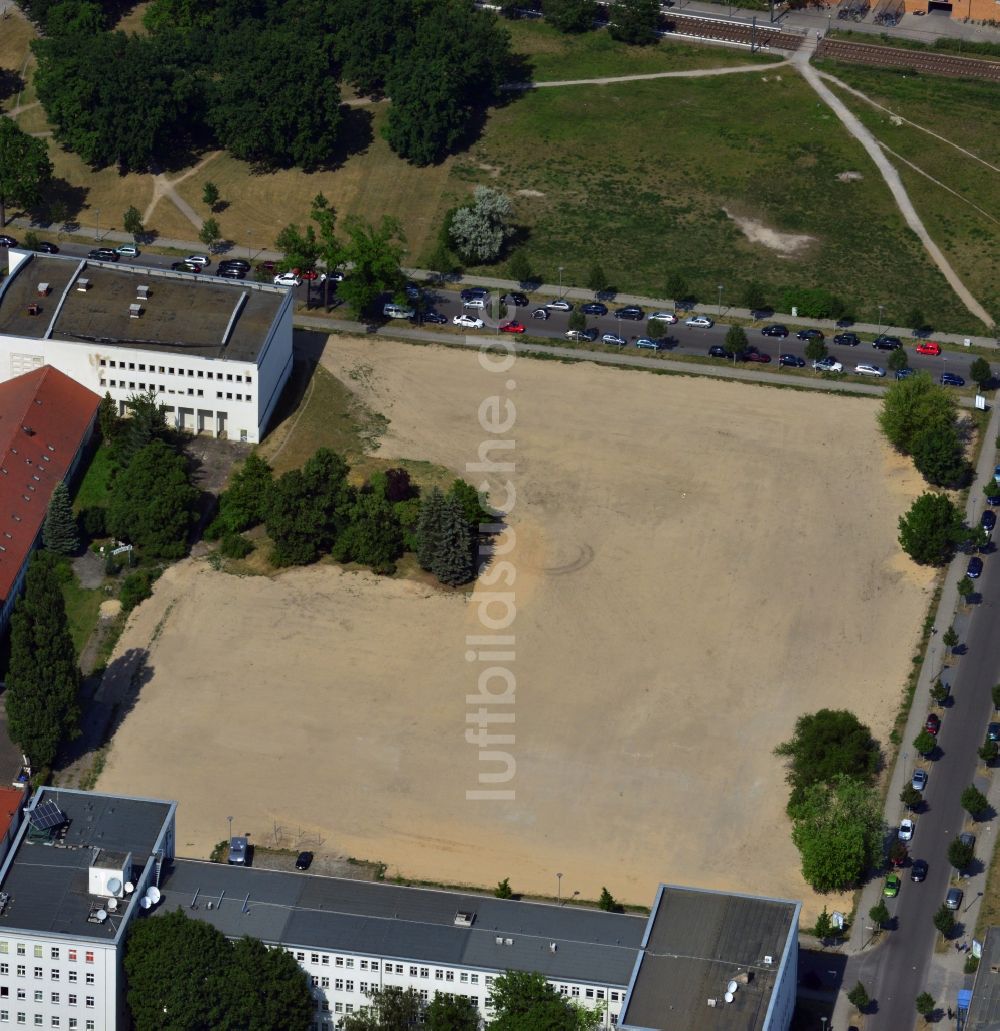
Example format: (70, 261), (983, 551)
(0, 251), (293, 444)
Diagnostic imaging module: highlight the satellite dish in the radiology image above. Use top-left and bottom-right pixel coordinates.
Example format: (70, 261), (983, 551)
(95, 910), (107, 923)
(124, 882), (135, 894)
(727, 981), (738, 994)
(140, 897), (152, 911)
(106, 898), (118, 913)
(146, 886), (161, 904)
(724, 992), (734, 1004)
(106, 877), (122, 895)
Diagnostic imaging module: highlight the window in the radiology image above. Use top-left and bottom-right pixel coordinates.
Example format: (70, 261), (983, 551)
(408, 967), (416, 978)
(32, 949), (41, 961)
(434, 970), (442, 981)
(359, 961), (367, 971)
(32, 1018), (41, 1028)
(128, 382), (135, 390)
(359, 983), (369, 995)
(197, 390), (203, 397)
(470, 975), (479, 985)
(227, 374), (233, 381)
(50, 1019), (59, 1028)
(139, 364), (146, 372)
(128, 363), (135, 371)
(321, 978), (329, 989)
(311, 977), (319, 988)
(86, 1023), (94, 1031)
(596, 989), (605, 1000)
(585, 989), (594, 999)
(334, 1004), (343, 1014)
(236, 375), (243, 383)
(394, 965), (403, 975)
(158, 367), (165, 374)
(66, 953), (75, 965)
(99, 360), (106, 368)
(226, 392), (233, 400)
(32, 970), (40, 981)
(345, 959), (354, 970)
(312, 955), (320, 965)
(571, 987), (580, 997)
(68, 1023), (76, 1030)
(67, 974), (76, 985)
(15, 1015), (23, 1027)
(67, 996), (76, 1007)
(15, 947), (24, 958)
(197, 371), (203, 378)
(335, 959), (344, 968)
(321, 957), (329, 967)
(484, 997), (492, 1009)
(345, 1006), (353, 1014)
(485, 977), (494, 987)
(296, 953), (306, 962)
(460, 974), (468, 984)
(610, 991), (619, 1002)
(559, 986), (567, 995)
(0, 965), (6, 976)
(246, 376), (252, 384)
(370, 963), (378, 972)
(50, 971), (58, 982)
(32, 995), (41, 1005)
(187, 388), (193, 396)
(84, 975), (94, 986)
(85, 998), (94, 1009)
(445, 971), (454, 982)
(345, 982), (353, 993)
(334, 981), (343, 992)
(0, 1012), (7, 1023)
(168, 368), (175, 376)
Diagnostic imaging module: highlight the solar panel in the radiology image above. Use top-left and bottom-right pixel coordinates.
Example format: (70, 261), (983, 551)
(29, 800), (65, 831)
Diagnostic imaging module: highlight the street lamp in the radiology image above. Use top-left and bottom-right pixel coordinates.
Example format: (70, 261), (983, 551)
(247, 229), (253, 262)
(558, 266), (565, 300)
(95, 209), (101, 243)
(717, 283), (724, 317)
(227, 815), (233, 841)
(556, 872), (563, 902)
(877, 303), (885, 338)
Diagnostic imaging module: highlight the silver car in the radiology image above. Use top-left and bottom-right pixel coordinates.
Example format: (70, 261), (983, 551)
(911, 768), (927, 792)
(945, 887), (964, 910)
(602, 333), (626, 347)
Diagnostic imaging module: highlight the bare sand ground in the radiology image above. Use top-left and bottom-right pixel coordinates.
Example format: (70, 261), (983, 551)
(98, 339), (935, 916)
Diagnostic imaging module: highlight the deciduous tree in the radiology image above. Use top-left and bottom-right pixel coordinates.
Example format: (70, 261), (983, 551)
(449, 186), (515, 264)
(879, 372), (956, 454)
(911, 423), (967, 488)
(898, 493), (965, 566)
(494, 876), (513, 899)
(338, 216), (405, 318)
(847, 982), (870, 1011)
(723, 324), (746, 359)
(970, 356), (992, 390)
(425, 992), (479, 1031)
(43, 482), (79, 555)
(490, 970), (600, 1030)
(609, 0), (660, 44)
(961, 784), (988, 819)
(210, 452), (274, 536)
(335, 492), (404, 574)
(948, 835), (974, 870)
(932, 908), (954, 937)
(544, 0), (597, 32)
(869, 899), (889, 929)
(0, 117), (53, 227)
(123, 205), (144, 239)
(340, 986), (421, 1030)
(202, 181), (219, 211)
(913, 730), (936, 757)
(804, 337), (827, 363)
(198, 217), (221, 250)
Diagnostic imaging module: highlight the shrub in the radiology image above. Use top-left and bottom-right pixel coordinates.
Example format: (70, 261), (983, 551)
(79, 506), (107, 539)
(219, 534), (253, 559)
(779, 287), (845, 319)
(119, 569), (157, 614)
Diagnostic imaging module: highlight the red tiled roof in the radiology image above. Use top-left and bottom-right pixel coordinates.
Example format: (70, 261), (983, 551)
(0, 786), (26, 841)
(0, 367), (100, 601)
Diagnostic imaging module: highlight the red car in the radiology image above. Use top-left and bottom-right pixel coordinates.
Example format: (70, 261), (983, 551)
(745, 350), (771, 364)
(300, 269), (320, 281)
(925, 713), (941, 736)
(916, 341), (941, 356)
(500, 321), (525, 334)
(256, 261), (277, 274)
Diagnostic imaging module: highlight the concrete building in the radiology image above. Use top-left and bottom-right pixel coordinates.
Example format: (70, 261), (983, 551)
(0, 366), (100, 634)
(0, 789), (176, 1031)
(0, 250), (293, 445)
(960, 926), (1000, 1028)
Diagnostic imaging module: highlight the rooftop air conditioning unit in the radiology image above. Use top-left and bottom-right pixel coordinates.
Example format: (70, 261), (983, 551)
(76, 278), (90, 292)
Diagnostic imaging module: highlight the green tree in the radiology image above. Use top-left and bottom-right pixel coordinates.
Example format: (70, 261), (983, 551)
(311, 193), (344, 309)
(107, 440), (197, 559)
(812, 907), (833, 940)
(490, 971), (600, 1030)
(847, 982), (870, 1011)
(211, 452), (274, 536)
(5, 551), (81, 769)
(431, 497), (475, 585)
(123, 205), (144, 239)
(898, 492), (965, 566)
(449, 186), (515, 264)
(338, 215), (406, 319)
(723, 324), (747, 360)
(665, 272), (689, 302)
(888, 347), (909, 373)
(774, 708), (879, 815)
(911, 423), (967, 488)
(979, 740), (997, 765)
(416, 486), (446, 570)
(899, 784), (921, 810)
(948, 835), (974, 870)
(957, 575), (975, 602)
(609, 0), (660, 44)
(961, 784), (988, 819)
(507, 251), (532, 285)
(943, 625), (959, 649)
(341, 986), (422, 1030)
(869, 899), (890, 929)
(448, 479), (492, 527)
(266, 469), (327, 566)
(226, 936), (314, 1030)
(780, 286), (845, 319)
(98, 390), (119, 443)
(198, 217), (221, 250)
(804, 337), (827, 363)
(544, 0), (598, 32)
(568, 309), (587, 332)
(790, 775), (885, 893)
(425, 992), (480, 1031)
(970, 356), (992, 390)
(0, 117), (53, 227)
(741, 281), (767, 310)
(202, 181), (219, 211)
(494, 876), (513, 899)
(598, 887), (620, 912)
(930, 680), (949, 705)
(119, 568), (156, 614)
(879, 372), (956, 454)
(913, 730), (936, 756)
(335, 492), (404, 574)
(993, 684), (1000, 711)
(933, 906), (955, 936)
(587, 264), (608, 297)
(112, 389), (170, 468)
(916, 991), (936, 1018)
(43, 482), (79, 555)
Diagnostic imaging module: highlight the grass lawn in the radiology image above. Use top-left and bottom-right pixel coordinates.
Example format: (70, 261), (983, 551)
(60, 573), (103, 658)
(505, 20), (780, 80)
(72, 446), (113, 511)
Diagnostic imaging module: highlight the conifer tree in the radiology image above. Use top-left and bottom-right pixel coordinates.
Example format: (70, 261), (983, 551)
(416, 486), (446, 570)
(42, 482), (79, 555)
(432, 497), (475, 586)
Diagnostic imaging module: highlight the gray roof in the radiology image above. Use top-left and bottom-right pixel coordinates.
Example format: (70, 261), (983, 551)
(966, 927), (1000, 1029)
(0, 789), (175, 942)
(153, 859), (645, 986)
(619, 886), (799, 1031)
(0, 253), (286, 363)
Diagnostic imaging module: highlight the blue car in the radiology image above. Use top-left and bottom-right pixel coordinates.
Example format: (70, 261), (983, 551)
(967, 556), (984, 579)
(941, 372), (966, 387)
(895, 368), (915, 380)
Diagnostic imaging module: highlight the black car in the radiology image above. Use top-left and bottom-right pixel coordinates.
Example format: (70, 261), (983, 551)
(218, 268), (246, 279)
(503, 292), (528, 307)
(0, 235), (18, 247)
(989, 723), (1000, 742)
(218, 259), (250, 272)
(761, 325), (788, 338)
(708, 345), (728, 359)
(295, 851), (313, 871)
(834, 333), (860, 346)
(614, 306), (644, 321)
(581, 302), (608, 316)
(836, 317), (854, 328)
(461, 287), (489, 302)
(778, 354), (805, 368)
(750, 308), (773, 320)
(88, 248), (119, 261)
(911, 859), (928, 882)
(981, 511), (997, 534)
(873, 335), (902, 350)
(941, 372), (966, 387)
(423, 311), (448, 324)
(796, 329), (825, 341)
(171, 260), (201, 273)
(967, 556), (984, 579)
(37, 242), (59, 254)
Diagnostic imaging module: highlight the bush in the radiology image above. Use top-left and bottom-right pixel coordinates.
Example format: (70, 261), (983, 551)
(119, 569), (157, 614)
(79, 506), (107, 539)
(780, 287), (845, 319)
(219, 534), (253, 559)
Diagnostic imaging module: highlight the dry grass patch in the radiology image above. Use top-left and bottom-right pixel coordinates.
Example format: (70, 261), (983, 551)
(46, 147), (155, 230)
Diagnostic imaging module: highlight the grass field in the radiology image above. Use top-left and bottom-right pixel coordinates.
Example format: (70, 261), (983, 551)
(60, 573), (103, 657)
(72, 446), (113, 512)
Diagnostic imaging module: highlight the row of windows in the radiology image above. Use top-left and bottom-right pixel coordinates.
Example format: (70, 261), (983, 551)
(0, 949), (91, 964)
(0, 993), (89, 1006)
(100, 380), (253, 403)
(0, 968), (94, 985)
(0, 1016), (95, 1028)
(99, 359), (251, 384)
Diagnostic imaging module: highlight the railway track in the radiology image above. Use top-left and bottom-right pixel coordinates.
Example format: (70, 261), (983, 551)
(662, 10), (804, 49)
(816, 37), (1000, 79)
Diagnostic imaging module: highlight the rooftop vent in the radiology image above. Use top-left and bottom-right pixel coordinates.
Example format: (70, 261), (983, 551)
(21, 427), (33, 436)
(549, 943), (557, 954)
(763, 955), (774, 966)
(454, 911), (475, 927)
(504, 938), (513, 946)
(724, 992), (734, 1004)
(137, 285), (150, 300)
(37, 283), (49, 296)
(707, 999), (718, 1008)
(129, 304), (143, 319)
(76, 278), (90, 292)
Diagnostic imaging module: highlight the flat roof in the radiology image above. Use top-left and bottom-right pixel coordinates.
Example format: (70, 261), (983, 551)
(153, 859), (645, 986)
(620, 886), (799, 1031)
(0, 789), (175, 941)
(0, 252), (286, 364)
(966, 927), (1000, 1028)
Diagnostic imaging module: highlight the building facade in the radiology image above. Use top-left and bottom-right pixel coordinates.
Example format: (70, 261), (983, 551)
(0, 251), (293, 445)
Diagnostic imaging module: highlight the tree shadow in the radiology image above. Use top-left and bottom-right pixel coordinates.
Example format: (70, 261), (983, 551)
(28, 179), (90, 228)
(0, 69), (25, 103)
(319, 106), (375, 170)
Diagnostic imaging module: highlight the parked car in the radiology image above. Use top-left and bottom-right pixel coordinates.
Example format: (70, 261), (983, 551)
(750, 308), (774, 320)
(988, 723), (1000, 742)
(708, 345), (729, 359)
(185, 255), (211, 268)
(37, 242), (59, 254)
(910, 859), (928, 882)
(835, 317), (854, 328)
(546, 299), (573, 312)
(503, 292), (528, 307)
(273, 272), (301, 287)
(0, 235), (19, 247)
(854, 363), (886, 378)
(685, 316), (714, 328)
(895, 368), (915, 380)
(460, 287), (489, 302)
(916, 341), (942, 356)
(911, 768), (928, 792)
(898, 819), (914, 842)
(834, 333), (860, 346)
(423, 311), (448, 324)
(925, 713), (941, 736)
(581, 302), (608, 316)
(463, 297), (487, 310)
(981, 510), (996, 536)
(531, 308), (549, 320)
(88, 249), (118, 261)
(762, 325), (789, 338)
(218, 268), (246, 279)
(813, 357), (843, 373)
(501, 321), (526, 334)
(945, 887), (964, 910)
(743, 349), (771, 364)
(219, 259), (250, 272)
(614, 306), (644, 321)
(883, 873), (901, 898)
(797, 329), (825, 341)
(453, 313), (484, 329)
(295, 851), (313, 871)
(779, 354), (805, 368)
(967, 556), (984, 579)
(634, 338), (662, 351)
(171, 261), (200, 273)
(603, 333), (627, 347)
(940, 372), (966, 387)
(566, 328), (596, 341)
(115, 244), (139, 258)
(873, 335), (902, 350)
(649, 311), (678, 324)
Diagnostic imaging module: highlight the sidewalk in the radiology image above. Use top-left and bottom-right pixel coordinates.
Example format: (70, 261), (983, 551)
(10, 215), (999, 348)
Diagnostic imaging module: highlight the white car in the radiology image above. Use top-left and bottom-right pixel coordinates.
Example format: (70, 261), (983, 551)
(453, 313), (484, 329)
(185, 255), (210, 268)
(899, 818), (914, 842)
(602, 333), (627, 346)
(273, 272), (301, 287)
(649, 311), (678, 324)
(116, 244), (139, 258)
(813, 357), (843, 373)
(855, 363), (886, 378)
(546, 299), (573, 312)
(463, 298), (487, 310)
(685, 316), (714, 328)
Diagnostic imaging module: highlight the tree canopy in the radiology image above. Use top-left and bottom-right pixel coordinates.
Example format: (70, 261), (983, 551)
(0, 116), (54, 227)
(544, 0), (598, 32)
(337, 216), (406, 318)
(878, 373), (957, 455)
(609, 0), (661, 45)
(489, 970), (601, 1030)
(898, 492), (966, 566)
(449, 186), (516, 264)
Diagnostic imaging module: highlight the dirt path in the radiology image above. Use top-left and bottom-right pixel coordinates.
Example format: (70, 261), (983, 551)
(791, 36), (995, 329)
(504, 59), (790, 91)
(143, 151), (223, 232)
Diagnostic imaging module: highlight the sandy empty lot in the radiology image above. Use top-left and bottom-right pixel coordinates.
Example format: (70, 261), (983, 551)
(98, 339), (934, 914)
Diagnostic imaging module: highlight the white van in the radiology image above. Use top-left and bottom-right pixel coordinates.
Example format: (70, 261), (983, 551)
(383, 303), (415, 320)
